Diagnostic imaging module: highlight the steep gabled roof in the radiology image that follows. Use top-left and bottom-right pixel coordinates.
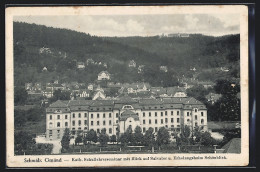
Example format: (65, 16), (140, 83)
(49, 100), (68, 108)
(221, 138), (241, 153)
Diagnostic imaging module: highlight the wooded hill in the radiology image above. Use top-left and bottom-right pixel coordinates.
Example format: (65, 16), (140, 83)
(13, 22), (240, 87)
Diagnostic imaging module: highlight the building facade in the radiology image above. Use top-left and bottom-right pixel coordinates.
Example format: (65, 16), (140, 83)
(46, 97), (207, 140)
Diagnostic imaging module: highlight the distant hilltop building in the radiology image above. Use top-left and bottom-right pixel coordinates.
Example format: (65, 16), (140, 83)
(77, 62), (85, 69)
(45, 97), (208, 140)
(168, 33), (190, 38)
(128, 60), (136, 68)
(39, 47), (52, 54)
(159, 66), (168, 72)
(98, 71), (111, 80)
(42, 66), (48, 72)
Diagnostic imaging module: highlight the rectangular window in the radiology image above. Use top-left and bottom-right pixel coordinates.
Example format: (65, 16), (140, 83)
(78, 113), (81, 118)
(165, 118), (168, 123)
(149, 112), (151, 117)
(143, 127), (146, 132)
(72, 120), (75, 126)
(177, 118), (180, 123)
(109, 128), (112, 134)
(143, 112), (145, 117)
(97, 114), (100, 118)
(65, 122), (68, 127)
(187, 112), (189, 116)
(155, 119), (157, 124)
(84, 120), (87, 125)
(84, 113), (87, 118)
(155, 112), (157, 117)
(161, 112), (163, 116)
(109, 113), (112, 118)
(116, 113), (119, 118)
(91, 121), (93, 126)
(103, 121), (106, 125)
(177, 111), (179, 115)
(97, 129), (100, 133)
(50, 115), (52, 120)
(103, 113), (105, 118)
(116, 120), (118, 123)
(72, 113), (75, 118)
(97, 121), (100, 125)
(78, 120), (81, 126)
(91, 114), (93, 118)
(165, 111), (167, 116)
(195, 115), (197, 120)
(149, 119), (151, 124)
(65, 115), (68, 119)
(201, 112), (204, 116)
(155, 127), (158, 132)
(109, 120), (112, 125)
(171, 118), (174, 123)
(171, 111), (173, 115)
(57, 115), (60, 119)
(161, 119), (163, 124)
(143, 120), (145, 124)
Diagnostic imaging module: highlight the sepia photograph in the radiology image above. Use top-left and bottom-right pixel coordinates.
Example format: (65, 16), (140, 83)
(6, 5), (249, 167)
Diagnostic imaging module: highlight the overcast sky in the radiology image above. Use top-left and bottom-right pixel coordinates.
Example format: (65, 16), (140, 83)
(14, 14), (240, 37)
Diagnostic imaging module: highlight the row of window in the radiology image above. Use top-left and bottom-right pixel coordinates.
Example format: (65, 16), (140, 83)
(90, 120), (113, 126)
(49, 111), (205, 120)
(143, 118), (180, 124)
(186, 112), (204, 116)
(143, 111), (180, 117)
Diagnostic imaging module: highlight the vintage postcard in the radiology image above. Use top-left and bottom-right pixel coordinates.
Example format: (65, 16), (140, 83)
(6, 5), (249, 167)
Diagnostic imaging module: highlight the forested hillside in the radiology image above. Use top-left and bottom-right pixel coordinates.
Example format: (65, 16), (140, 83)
(13, 22), (240, 87)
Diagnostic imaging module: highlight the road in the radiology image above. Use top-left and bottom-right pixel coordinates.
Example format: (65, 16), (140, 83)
(35, 136), (62, 154)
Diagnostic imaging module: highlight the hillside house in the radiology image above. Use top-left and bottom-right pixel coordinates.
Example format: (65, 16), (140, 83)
(128, 60), (136, 68)
(220, 67), (229, 72)
(77, 62), (85, 69)
(206, 93), (222, 104)
(79, 89), (91, 98)
(86, 58), (95, 65)
(159, 66), (168, 72)
(138, 65), (145, 73)
(98, 71), (111, 80)
(25, 83), (33, 91)
(120, 82), (150, 94)
(87, 83), (94, 91)
(39, 47), (52, 54)
(92, 90), (106, 100)
(42, 67), (48, 72)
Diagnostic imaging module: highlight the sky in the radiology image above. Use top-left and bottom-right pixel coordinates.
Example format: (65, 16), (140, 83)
(14, 14), (240, 37)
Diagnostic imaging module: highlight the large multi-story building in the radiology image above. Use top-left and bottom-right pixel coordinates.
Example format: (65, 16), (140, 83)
(45, 96), (207, 140)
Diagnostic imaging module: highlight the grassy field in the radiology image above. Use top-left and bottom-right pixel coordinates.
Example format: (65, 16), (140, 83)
(15, 117), (46, 135)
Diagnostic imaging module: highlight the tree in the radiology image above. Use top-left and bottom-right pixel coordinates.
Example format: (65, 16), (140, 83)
(14, 109), (26, 128)
(51, 89), (71, 102)
(110, 135), (117, 144)
(98, 128), (110, 146)
(156, 127), (170, 148)
(200, 131), (216, 146)
(180, 125), (191, 145)
(143, 127), (155, 147)
(186, 84), (209, 103)
(75, 134), (83, 145)
(61, 128), (70, 151)
(133, 126), (143, 145)
(14, 131), (36, 152)
(84, 129), (97, 144)
(14, 87), (28, 105)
